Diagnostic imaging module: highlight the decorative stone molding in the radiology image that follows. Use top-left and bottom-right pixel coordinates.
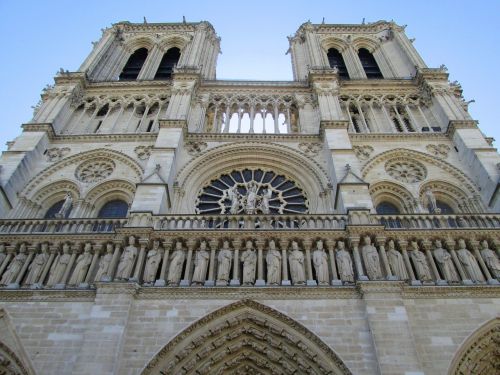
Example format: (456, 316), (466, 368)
(0, 342), (32, 375)
(426, 144), (450, 159)
(141, 299), (353, 375)
(134, 145), (152, 160)
(184, 141), (207, 156)
(298, 142), (323, 156)
(353, 145), (374, 161)
(45, 147), (71, 162)
(75, 159), (115, 183)
(385, 159), (427, 183)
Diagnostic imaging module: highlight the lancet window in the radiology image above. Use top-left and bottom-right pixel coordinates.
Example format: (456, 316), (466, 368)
(44, 200), (72, 219)
(119, 48), (148, 81)
(203, 94), (299, 134)
(154, 47), (180, 80)
(327, 48), (349, 79)
(358, 48), (383, 79)
(97, 200), (129, 218)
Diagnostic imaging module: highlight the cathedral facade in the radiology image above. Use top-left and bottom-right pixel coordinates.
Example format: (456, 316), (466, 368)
(0, 20), (499, 374)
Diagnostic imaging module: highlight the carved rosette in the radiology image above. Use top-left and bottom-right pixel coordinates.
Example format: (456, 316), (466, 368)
(385, 159), (426, 183)
(426, 144), (450, 159)
(75, 159), (115, 183)
(298, 142), (322, 156)
(185, 141), (208, 156)
(353, 145), (374, 161)
(134, 145), (152, 160)
(45, 147), (71, 162)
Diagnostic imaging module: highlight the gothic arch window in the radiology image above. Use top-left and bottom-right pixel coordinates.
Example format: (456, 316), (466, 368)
(97, 199), (128, 218)
(119, 48), (148, 81)
(154, 47), (180, 80)
(358, 48), (383, 79)
(436, 200), (454, 214)
(44, 200), (72, 219)
(327, 48), (349, 78)
(376, 201), (400, 215)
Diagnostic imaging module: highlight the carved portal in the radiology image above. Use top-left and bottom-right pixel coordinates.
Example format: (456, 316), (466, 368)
(141, 299), (352, 375)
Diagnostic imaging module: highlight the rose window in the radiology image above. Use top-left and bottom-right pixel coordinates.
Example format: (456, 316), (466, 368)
(196, 169), (308, 214)
(385, 160), (426, 183)
(75, 159), (115, 183)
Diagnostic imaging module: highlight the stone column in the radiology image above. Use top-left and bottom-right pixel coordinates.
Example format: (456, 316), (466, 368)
(303, 238), (316, 286)
(108, 239), (122, 282)
(376, 237), (394, 280)
(205, 239), (218, 287)
(470, 240), (498, 285)
(155, 239), (172, 287)
(446, 239), (471, 285)
(279, 239), (291, 286)
(398, 240), (417, 284)
(230, 239), (241, 286)
(82, 244), (102, 288)
(326, 239), (341, 286)
(180, 239), (195, 287)
(255, 239), (266, 286)
(350, 237), (367, 280)
(57, 245), (79, 289)
(130, 239), (148, 283)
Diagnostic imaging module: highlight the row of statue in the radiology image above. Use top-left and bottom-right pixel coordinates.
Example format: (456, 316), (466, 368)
(0, 236), (498, 288)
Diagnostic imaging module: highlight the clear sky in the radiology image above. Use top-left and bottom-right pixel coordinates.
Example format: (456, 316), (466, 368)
(0, 0), (499, 151)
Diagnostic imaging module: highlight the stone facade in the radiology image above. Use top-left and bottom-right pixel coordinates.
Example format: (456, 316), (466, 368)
(0, 20), (499, 375)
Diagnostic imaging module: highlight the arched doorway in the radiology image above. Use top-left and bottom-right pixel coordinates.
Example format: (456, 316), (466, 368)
(448, 318), (500, 375)
(141, 299), (352, 374)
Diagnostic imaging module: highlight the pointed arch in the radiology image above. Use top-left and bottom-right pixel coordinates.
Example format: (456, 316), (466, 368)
(141, 299), (352, 375)
(447, 317), (500, 375)
(85, 179), (135, 217)
(370, 180), (415, 213)
(419, 180), (471, 213)
(22, 148), (143, 198)
(320, 36), (349, 53)
(158, 33), (191, 53)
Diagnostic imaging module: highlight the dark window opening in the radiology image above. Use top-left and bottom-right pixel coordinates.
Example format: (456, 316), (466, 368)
(436, 201), (454, 214)
(97, 200), (129, 218)
(146, 120), (154, 132)
(393, 117), (404, 132)
(95, 120), (103, 133)
(154, 47), (181, 80)
(376, 201), (400, 215)
(432, 127), (442, 132)
(119, 48), (148, 81)
(44, 200), (72, 219)
(96, 104), (109, 117)
(327, 48), (349, 79)
(358, 48), (383, 79)
(422, 127), (430, 132)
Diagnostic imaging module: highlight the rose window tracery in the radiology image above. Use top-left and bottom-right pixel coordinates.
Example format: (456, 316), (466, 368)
(385, 159), (426, 183)
(75, 159), (115, 183)
(196, 169), (308, 214)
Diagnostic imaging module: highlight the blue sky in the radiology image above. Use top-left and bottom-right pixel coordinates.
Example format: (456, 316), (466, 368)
(0, 0), (499, 151)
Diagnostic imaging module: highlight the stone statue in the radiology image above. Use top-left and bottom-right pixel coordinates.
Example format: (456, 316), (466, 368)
(217, 240), (232, 284)
(457, 239), (485, 282)
(47, 244), (71, 286)
(241, 240), (257, 285)
(266, 240), (281, 285)
(362, 236), (383, 280)
(191, 241), (210, 285)
(167, 242), (185, 285)
(25, 243), (49, 285)
(313, 240), (329, 285)
(409, 241), (432, 282)
(0, 244), (27, 285)
(480, 240), (500, 279)
(115, 236), (138, 280)
(433, 240), (460, 282)
(260, 188), (272, 214)
(336, 241), (354, 283)
(56, 192), (73, 218)
(245, 182), (258, 214)
(288, 241), (305, 285)
(68, 243), (93, 285)
(423, 187), (439, 214)
(386, 240), (408, 280)
(94, 243), (114, 282)
(227, 185), (240, 214)
(0, 244), (6, 266)
(143, 240), (162, 284)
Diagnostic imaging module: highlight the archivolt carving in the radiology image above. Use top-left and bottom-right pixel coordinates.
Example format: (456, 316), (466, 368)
(362, 148), (478, 194)
(418, 180), (472, 212)
(122, 35), (155, 53)
(351, 36), (380, 53)
(84, 179), (135, 213)
(319, 36), (349, 53)
(175, 142), (332, 213)
(448, 318), (500, 375)
(369, 181), (415, 212)
(22, 148), (144, 196)
(0, 341), (31, 375)
(157, 33), (192, 52)
(141, 299), (352, 375)
(30, 180), (80, 207)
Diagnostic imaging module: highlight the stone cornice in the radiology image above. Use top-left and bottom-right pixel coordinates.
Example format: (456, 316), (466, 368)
(313, 20), (401, 34)
(0, 289), (95, 302)
(86, 79), (173, 90)
(201, 80), (309, 89)
(185, 132), (321, 142)
(446, 119), (479, 137)
(349, 132), (450, 142)
(159, 119), (186, 129)
(402, 285), (500, 299)
(53, 72), (86, 86)
(21, 123), (55, 138)
(52, 132), (157, 143)
(321, 120), (349, 130)
(415, 68), (449, 83)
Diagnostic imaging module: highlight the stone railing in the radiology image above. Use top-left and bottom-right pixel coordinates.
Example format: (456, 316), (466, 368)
(375, 213), (500, 230)
(0, 218), (126, 234)
(147, 214), (348, 231)
(0, 233), (498, 291)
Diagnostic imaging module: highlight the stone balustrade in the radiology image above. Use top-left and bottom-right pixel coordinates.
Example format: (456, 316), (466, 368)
(376, 213), (500, 230)
(0, 218), (126, 234)
(0, 233), (498, 290)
